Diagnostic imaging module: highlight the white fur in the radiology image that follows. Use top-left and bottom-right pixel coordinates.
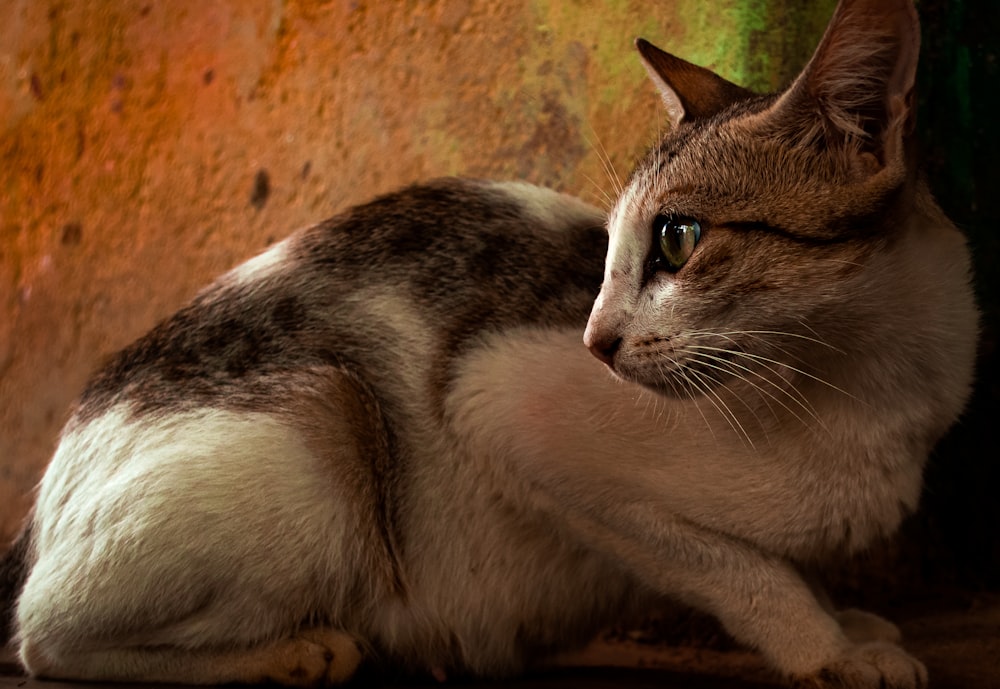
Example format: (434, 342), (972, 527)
(492, 181), (603, 231)
(224, 237), (292, 285)
(21, 406), (362, 664)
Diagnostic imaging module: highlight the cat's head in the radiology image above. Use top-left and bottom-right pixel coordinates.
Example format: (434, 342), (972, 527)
(583, 0), (967, 405)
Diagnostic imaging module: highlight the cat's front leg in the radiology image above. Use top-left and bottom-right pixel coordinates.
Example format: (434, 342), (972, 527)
(796, 610), (924, 689)
(545, 497), (926, 688)
(794, 643), (927, 689)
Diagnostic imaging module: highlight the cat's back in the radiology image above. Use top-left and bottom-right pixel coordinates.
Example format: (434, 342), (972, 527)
(70, 178), (607, 424)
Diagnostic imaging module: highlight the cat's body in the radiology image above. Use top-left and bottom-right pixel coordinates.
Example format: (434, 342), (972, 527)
(0, 0), (977, 687)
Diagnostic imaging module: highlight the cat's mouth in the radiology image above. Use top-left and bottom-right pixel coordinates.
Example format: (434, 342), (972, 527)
(616, 345), (742, 400)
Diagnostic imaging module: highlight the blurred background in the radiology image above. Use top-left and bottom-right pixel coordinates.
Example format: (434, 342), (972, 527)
(1, 0), (996, 620)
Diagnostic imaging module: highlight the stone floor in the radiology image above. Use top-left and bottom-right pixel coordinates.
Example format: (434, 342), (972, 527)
(1, 595), (997, 689)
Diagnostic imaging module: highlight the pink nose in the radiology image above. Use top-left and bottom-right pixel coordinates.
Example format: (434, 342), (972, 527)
(586, 333), (622, 368)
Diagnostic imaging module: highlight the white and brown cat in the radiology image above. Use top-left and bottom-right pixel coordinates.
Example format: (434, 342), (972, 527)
(0, 0), (976, 687)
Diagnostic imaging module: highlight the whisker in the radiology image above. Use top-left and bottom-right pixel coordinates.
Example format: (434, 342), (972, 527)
(692, 329), (814, 369)
(676, 368), (724, 446)
(664, 359), (718, 445)
(580, 171), (617, 212)
(693, 328), (846, 355)
(796, 320), (829, 347)
(682, 330), (817, 393)
(678, 332), (857, 404)
(685, 351), (779, 419)
(649, 384), (672, 427)
(721, 348), (860, 404)
(680, 350), (777, 443)
(684, 365), (756, 451)
(640, 386), (655, 418)
(582, 123), (624, 198)
(813, 257), (865, 268)
(683, 343), (818, 413)
(686, 350), (827, 435)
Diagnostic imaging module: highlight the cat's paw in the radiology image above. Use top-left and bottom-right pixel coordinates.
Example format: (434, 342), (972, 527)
(835, 608), (902, 644)
(794, 642), (927, 689)
(260, 630), (362, 687)
(297, 629), (363, 684)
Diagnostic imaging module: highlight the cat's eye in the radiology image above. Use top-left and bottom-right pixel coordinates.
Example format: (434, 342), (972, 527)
(655, 215), (701, 272)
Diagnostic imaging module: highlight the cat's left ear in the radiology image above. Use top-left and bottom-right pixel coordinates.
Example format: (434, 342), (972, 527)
(636, 38), (754, 129)
(765, 0), (920, 168)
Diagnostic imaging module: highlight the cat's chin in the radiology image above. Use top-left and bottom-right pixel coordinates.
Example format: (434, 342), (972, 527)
(644, 379), (719, 401)
(613, 368), (724, 402)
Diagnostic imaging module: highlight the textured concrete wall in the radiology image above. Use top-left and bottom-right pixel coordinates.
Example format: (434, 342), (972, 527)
(0, 0), (840, 542)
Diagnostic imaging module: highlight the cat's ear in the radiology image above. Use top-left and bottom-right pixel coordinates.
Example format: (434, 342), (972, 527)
(765, 0), (920, 166)
(636, 38), (753, 128)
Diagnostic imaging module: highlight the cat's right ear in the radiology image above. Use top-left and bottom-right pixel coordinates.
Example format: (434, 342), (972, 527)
(636, 38), (753, 128)
(762, 0), (920, 168)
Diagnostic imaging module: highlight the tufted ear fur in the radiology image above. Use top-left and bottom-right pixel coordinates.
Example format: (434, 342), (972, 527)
(764, 0), (921, 168)
(635, 38), (754, 129)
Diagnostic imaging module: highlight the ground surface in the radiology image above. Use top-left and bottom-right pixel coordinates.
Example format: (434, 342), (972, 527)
(1, 596), (996, 689)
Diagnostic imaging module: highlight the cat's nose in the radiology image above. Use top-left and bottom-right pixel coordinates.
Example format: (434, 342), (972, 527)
(586, 333), (622, 368)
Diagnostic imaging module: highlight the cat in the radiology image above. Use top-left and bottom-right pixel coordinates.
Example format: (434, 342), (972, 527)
(0, 0), (977, 686)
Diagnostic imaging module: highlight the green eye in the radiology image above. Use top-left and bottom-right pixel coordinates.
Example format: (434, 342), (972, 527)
(655, 215), (702, 271)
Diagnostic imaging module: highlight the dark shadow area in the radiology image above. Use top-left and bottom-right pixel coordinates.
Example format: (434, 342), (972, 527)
(908, 0), (1000, 595)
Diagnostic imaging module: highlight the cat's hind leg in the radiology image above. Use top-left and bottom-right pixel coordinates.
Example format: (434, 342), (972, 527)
(17, 376), (395, 685)
(20, 628), (362, 687)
